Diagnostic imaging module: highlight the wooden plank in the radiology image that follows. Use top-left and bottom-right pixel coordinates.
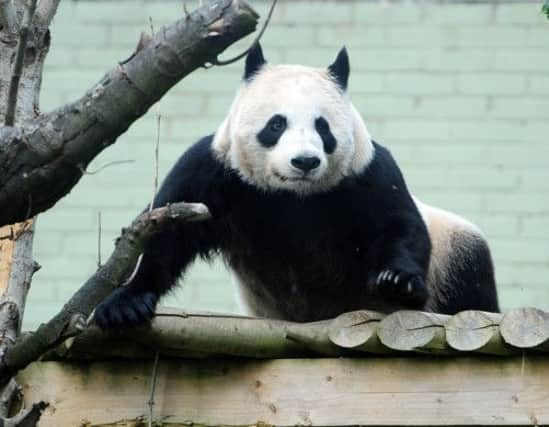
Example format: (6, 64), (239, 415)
(17, 357), (549, 427)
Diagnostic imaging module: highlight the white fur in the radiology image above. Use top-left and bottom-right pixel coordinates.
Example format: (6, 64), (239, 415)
(213, 64), (374, 195)
(414, 198), (487, 310)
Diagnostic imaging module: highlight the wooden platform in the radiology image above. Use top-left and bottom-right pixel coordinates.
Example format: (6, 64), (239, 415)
(18, 356), (549, 426)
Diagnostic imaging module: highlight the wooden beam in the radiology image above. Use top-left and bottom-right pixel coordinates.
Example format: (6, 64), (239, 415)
(17, 357), (549, 426)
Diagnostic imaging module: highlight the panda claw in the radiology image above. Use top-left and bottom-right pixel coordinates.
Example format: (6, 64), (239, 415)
(407, 281), (413, 294)
(394, 274), (400, 284)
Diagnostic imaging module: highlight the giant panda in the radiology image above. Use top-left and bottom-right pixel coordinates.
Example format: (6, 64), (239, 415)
(94, 44), (499, 329)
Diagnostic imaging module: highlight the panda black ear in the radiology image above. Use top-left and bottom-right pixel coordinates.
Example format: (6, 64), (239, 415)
(328, 46), (350, 91)
(244, 42), (266, 81)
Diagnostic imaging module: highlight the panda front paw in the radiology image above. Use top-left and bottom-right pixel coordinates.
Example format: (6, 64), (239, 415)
(374, 269), (428, 308)
(93, 287), (158, 330)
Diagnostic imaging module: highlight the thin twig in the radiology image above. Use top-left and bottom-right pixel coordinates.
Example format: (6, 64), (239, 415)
(150, 112), (161, 212)
(147, 351), (160, 427)
(97, 211), (102, 269)
(211, 0), (276, 67)
(80, 159), (135, 175)
(5, 0), (38, 126)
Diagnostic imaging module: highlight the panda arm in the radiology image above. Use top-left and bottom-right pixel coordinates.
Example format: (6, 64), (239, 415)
(94, 135), (226, 329)
(359, 143), (431, 307)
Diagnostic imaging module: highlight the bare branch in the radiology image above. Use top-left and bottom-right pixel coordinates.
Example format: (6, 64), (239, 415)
(34, 0), (61, 29)
(0, 0), (258, 228)
(213, 0), (277, 67)
(0, 0), (18, 35)
(4, 0), (38, 126)
(0, 202), (210, 385)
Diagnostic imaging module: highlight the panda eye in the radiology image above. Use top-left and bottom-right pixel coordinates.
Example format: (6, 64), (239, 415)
(315, 116), (337, 154)
(268, 115), (286, 133)
(257, 114), (287, 148)
(315, 117), (330, 134)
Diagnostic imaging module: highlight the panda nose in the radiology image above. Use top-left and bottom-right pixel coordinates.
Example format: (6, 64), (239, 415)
(291, 156), (321, 173)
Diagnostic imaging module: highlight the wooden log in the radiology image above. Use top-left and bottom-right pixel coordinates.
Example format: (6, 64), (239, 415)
(446, 310), (514, 355)
(53, 308), (348, 360)
(377, 310), (452, 354)
(500, 307), (549, 351)
(327, 310), (390, 354)
(17, 357), (549, 427)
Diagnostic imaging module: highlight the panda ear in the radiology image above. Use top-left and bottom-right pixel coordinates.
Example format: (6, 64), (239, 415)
(328, 46), (350, 91)
(244, 42), (266, 81)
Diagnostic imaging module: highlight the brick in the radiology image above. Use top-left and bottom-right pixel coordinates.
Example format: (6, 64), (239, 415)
(457, 74), (527, 95)
(526, 29), (549, 47)
(493, 51), (549, 72)
(521, 216), (549, 239)
(350, 49), (422, 71)
(483, 193), (549, 214)
(51, 23), (110, 47)
(417, 191), (483, 213)
(496, 264), (549, 287)
(353, 95), (416, 118)
(423, 4), (494, 25)
(385, 73), (456, 95)
(317, 26), (386, 47)
(262, 25), (315, 47)
(520, 169), (549, 190)
(413, 96), (487, 118)
(495, 3), (547, 25)
(528, 76), (549, 94)
(75, 48), (133, 69)
(407, 169), (519, 191)
(109, 23), (152, 48)
(386, 27), (458, 48)
(284, 48), (342, 66)
(488, 97), (549, 119)
(422, 49), (496, 72)
(455, 28), (528, 48)
(354, 3), (423, 24)
(490, 238), (549, 263)
(449, 120), (536, 142)
(348, 73), (386, 94)
(475, 214), (521, 238)
(500, 290), (549, 311)
(378, 119), (450, 141)
(285, 2), (353, 24)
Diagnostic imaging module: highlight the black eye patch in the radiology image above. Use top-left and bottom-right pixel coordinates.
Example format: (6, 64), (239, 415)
(257, 114), (287, 147)
(315, 116), (337, 154)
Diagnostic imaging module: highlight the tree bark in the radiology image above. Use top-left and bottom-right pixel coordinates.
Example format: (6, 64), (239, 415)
(0, 202), (210, 385)
(0, 0), (258, 228)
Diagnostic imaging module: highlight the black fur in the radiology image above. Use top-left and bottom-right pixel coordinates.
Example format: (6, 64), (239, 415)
(257, 114), (287, 147)
(94, 136), (501, 330)
(315, 116), (337, 154)
(244, 43), (266, 81)
(328, 47), (350, 91)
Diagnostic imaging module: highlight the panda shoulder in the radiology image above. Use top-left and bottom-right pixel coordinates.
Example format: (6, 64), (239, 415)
(158, 134), (229, 204)
(358, 140), (406, 187)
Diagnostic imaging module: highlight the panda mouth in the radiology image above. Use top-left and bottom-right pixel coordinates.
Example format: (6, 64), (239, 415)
(273, 171), (311, 183)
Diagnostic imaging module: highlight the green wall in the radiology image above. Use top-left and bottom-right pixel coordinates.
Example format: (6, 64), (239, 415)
(25, 0), (549, 329)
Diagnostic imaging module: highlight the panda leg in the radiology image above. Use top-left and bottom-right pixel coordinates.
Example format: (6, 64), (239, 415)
(366, 217), (431, 309)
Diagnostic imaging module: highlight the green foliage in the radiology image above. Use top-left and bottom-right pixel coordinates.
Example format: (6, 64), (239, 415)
(543, 0), (549, 19)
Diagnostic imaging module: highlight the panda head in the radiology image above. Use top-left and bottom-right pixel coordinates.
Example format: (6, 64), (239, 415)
(212, 43), (374, 196)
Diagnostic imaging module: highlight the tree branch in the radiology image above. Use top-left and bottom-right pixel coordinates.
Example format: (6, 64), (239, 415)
(0, 0), (258, 227)
(0, 201), (210, 385)
(4, 0), (38, 126)
(0, 0), (18, 36)
(33, 0), (61, 29)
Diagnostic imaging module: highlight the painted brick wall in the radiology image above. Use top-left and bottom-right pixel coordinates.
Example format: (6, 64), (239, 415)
(24, 0), (549, 329)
